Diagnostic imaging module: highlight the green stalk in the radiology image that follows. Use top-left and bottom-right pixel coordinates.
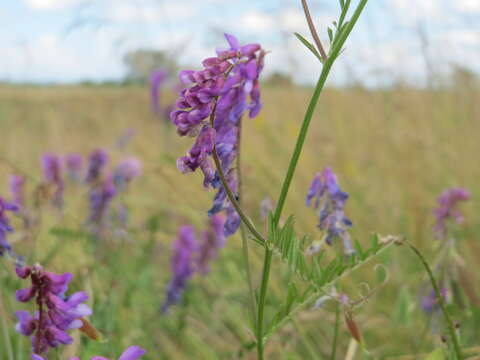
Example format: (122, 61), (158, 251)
(408, 242), (463, 360)
(331, 302), (340, 360)
(237, 118), (258, 327)
(255, 2), (369, 358)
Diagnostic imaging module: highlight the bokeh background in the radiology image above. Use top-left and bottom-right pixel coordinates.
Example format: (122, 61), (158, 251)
(0, 1), (479, 359)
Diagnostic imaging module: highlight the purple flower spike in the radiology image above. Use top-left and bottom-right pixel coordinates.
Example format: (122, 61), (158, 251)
(162, 226), (197, 313)
(42, 154), (64, 208)
(15, 264), (92, 356)
(85, 149), (108, 184)
(306, 168), (354, 255)
(113, 157), (142, 190)
(171, 34), (265, 237)
(65, 154), (83, 182)
(433, 188), (470, 238)
(9, 174), (26, 208)
(0, 197), (18, 256)
(197, 215), (226, 275)
(150, 69), (168, 115)
(421, 288), (448, 313)
(88, 176), (117, 227)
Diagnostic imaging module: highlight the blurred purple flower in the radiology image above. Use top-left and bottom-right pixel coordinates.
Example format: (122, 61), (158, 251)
(34, 345), (146, 360)
(88, 176), (117, 227)
(113, 157), (142, 189)
(10, 174), (26, 207)
(433, 188), (470, 237)
(42, 154), (64, 208)
(65, 154), (83, 182)
(150, 69), (168, 115)
(0, 197), (18, 256)
(306, 167), (354, 255)
(85, 149), (108, 184)
(171, 33), (265, 237)
(196, 214), (226, 275)
(421, 288), (448, 313)
(15, 264), (92, 355)
(162, 226), (197, 313)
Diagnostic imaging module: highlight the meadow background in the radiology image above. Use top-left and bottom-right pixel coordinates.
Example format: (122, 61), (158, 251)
(1, 0), (480, 359)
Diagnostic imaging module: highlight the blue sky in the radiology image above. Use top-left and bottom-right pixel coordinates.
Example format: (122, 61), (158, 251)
(1, 0), (479, 85)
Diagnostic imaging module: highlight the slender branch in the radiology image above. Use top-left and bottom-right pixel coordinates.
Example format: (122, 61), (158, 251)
(301, 0), (328, 62)
(208, 98), (265, 247)
(237, 118), (258, 327)
(407, 242), (463, 360)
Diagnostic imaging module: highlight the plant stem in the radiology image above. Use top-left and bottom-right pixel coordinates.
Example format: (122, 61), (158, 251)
(407, 242), (463, 360)
(237, 118), (258, 327)
(0, 288), (14, 360)
(301, 0), (328, 62)
(255, 1), (370, 357)
(331, 302), (340, 360)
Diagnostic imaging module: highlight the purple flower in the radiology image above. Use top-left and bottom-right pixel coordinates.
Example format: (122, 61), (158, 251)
(306, 168), (354, 255)
(171, 34), (265, 237)
(65, 154), (83, 182)
(162, 226), (197, 313)
(113, 157), (142, 189)
(0, 197), (18, 256)
(15, 264), (92, 355)
(85, 149), (108, 184)
(421, 288), (448, 313)
(9, 174), (26, 208)
(34, 345), (146, 360)
(196, 215), (226, 275)
(88, 176), (117, 227)
(433, 188), (470, 237)
(150, 69), (168, 115)
(42, 154), (64, 208)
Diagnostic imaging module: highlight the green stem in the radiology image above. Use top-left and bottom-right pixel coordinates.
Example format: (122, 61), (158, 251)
(237, 118), (258, 327)
(0, 288), (14, 360)
(407, 242), (463, 360)
(255, 1), (370, 358)
(331, 302), (340, 360)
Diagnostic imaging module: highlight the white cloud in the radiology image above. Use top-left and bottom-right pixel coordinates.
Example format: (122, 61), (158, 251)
(241, 11), (275, 32)
(22, 0), (85, 10)
(108, 1), (194, 23)
(453, 0), (480, 13)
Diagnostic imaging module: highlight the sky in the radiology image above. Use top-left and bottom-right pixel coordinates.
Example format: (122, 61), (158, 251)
(0, 0), (479, 86)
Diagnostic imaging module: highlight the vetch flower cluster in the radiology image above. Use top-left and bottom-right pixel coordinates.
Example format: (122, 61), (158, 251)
(15, 264), (92, 356)
(172, 33), (265, 237)
(433, 187), (470, 238)
(0, 197), (18, 256)
(10, 175), (26, 208)
(306, 167), (354, 255)
(85, 149), (109, 184)
(162, 215), (226, 312)
(42, 154), (64, 208)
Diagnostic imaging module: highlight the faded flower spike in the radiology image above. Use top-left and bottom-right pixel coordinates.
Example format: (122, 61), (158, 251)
(9, 174), (26, 208)
(32, 345), (146, 360)
(0, 197), (18, 256)
(15, 264), (92, 356)
(113, 157), (142, 190)
(42, 154), (64, 208)
(433, 187), (470, 238)
(172, 33), (265, 237)
(88, 176), (117, 227)
(162, 226), (197, 313)
(306, 167), (354, 255)
(85, 149), (108, 184)
(65, 153), (83, 182)
(196, 214), (226, 275)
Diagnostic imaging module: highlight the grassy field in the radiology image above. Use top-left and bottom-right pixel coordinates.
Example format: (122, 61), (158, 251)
(0, 82), (479, 359)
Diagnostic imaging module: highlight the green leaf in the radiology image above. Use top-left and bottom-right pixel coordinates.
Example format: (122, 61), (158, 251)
(424, 348), (445, 360)
(294, 33), (323, 62)
(327, 27), (334, 43)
